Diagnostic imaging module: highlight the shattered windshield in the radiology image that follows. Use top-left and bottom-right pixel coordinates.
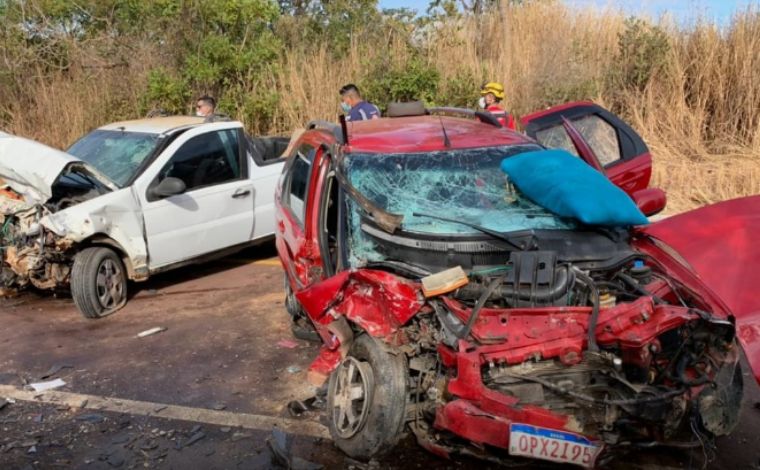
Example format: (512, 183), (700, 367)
(67, 130), (159, 187)
(345, 145), (578, 234)
(344, 145), (578, 265)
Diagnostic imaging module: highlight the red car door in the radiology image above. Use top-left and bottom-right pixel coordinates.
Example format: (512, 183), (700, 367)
(521, 101), (652, 196)
(276, 140), (325, 289)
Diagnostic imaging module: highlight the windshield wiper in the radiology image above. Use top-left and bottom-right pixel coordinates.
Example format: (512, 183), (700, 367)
(411, 212), (536, 251)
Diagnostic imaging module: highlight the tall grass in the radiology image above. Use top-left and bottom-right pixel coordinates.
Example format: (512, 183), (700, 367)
(4, 1), (760, 213)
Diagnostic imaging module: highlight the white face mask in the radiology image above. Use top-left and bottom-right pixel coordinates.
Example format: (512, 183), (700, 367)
(196, 111), (205, 117)
(478, 97), (486, 109)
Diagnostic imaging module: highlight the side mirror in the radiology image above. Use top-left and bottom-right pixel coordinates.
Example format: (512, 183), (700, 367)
(150, 177), (186, 199)
(632, 188), (667, 217)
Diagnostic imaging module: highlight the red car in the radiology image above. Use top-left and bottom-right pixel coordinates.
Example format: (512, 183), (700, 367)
(275, 102), (760, 467)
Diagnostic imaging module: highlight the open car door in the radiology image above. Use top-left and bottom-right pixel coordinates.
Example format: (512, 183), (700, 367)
(522, 101), (652, 196)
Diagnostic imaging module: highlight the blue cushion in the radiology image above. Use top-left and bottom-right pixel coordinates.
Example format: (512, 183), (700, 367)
(500, 149), (649, 227)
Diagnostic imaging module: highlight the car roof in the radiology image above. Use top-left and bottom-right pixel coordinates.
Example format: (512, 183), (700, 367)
(97, 116), (206, 134)
(344, 115), (535, 153)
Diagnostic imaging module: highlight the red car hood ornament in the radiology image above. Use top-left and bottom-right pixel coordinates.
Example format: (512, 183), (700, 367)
(641, 195), (760, 379)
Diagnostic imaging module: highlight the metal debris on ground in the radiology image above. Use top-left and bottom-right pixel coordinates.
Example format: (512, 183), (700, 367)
(29, 378), (66, 392)
(39, 364), (72, 380)
(286, 365), (301, 374)
(136, 327), (167, 338)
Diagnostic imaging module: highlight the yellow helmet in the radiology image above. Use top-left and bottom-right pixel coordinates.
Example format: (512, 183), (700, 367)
(481, 82), (505, 101)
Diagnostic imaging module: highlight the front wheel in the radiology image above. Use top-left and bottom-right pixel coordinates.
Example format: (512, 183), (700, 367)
(71, 247), (128, 319)
(327, 334), (408, 459)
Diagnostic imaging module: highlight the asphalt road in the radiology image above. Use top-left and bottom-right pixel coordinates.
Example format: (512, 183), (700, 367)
(1, 242), (759, 469)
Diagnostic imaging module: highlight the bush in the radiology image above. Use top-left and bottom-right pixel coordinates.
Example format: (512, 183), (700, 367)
(362, 58), (440, 111)
(612, 17), (671, 91)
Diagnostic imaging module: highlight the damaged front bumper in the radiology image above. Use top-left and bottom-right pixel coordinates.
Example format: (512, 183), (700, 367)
(1, 195), (73, 294)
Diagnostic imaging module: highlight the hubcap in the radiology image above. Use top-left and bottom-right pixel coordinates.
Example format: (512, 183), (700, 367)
(330, 356), (374, 439)
(96, 258), (124, 310)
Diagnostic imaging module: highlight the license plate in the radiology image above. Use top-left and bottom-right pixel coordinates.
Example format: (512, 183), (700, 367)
(509, 423), (602, 468)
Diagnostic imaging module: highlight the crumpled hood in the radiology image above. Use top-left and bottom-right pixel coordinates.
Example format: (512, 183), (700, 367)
(641, 195), (760, 376)
(0, 131), (115, 204)
(642, 195), (760, 320)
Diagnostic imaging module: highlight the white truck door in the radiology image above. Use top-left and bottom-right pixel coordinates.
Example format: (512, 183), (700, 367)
(134, 123), (255, 269)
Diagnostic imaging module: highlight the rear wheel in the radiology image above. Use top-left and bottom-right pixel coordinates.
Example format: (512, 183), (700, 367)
(71, 247), (128, 319)
(327, 334), (408, 459)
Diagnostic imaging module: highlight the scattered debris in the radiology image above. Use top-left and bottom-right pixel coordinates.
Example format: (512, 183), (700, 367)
(29, 378), (66, 392)
(39, 364), (72, 380)
(211, 402), (226, 411)
(27, 445), (36, 454)
(78, 399), (88, 409)
(286, 366), (301, 374)
(152, 405), (167, 413)
(136, 327), (167, 338)
(287, 395), (325, 418)
(75, 413), (105, 424)
(182, 431), (206, 448)
(277, 339), (299, 349)
(230, 432), (252, 442)
(139, 439), (159, 451)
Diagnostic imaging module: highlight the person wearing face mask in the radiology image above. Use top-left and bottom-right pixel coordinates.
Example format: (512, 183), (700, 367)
(339, 84), (380, 121)
(478, 82), (516, 130)
(195, 96), (216, 118)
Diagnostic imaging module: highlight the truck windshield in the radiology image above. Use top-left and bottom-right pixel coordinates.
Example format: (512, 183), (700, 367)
(67, 130), (159, 187)
(345, 144), (577, 235)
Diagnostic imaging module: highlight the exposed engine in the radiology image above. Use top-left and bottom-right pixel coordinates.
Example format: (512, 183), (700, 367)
(1, 168), (107, 295)
(395, 249), (742, 463)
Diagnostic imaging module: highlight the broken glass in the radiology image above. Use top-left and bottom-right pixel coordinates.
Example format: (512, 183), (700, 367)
(67, 130), (160, 187)
(344, 145), (578, 266)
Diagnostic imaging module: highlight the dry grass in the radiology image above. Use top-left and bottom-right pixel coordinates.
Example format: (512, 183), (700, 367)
(4, 1), (759, 214)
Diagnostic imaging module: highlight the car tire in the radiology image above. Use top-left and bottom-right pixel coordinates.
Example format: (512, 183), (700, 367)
(71, 247), (128, 319)
(284, 275), (320, 342)
(327, 334), (408, 459)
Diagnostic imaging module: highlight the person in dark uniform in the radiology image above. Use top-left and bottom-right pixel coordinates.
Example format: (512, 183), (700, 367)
(339, 84), (380, 121)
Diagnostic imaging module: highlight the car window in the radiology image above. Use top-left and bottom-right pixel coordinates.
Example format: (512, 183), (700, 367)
(535, 114), (622, 166)
(67, 130), (159, 187)
(284, 145), (316, 225)
(158, 129), (241, 191)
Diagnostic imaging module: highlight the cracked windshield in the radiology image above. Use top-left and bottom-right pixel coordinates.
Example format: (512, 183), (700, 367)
(67, 130), (160, 187)
(345, 144), (578, 233)
(344, 145), (578, 263)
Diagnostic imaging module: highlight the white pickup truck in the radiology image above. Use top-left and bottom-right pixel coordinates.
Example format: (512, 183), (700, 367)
(0, 116), (287, 318)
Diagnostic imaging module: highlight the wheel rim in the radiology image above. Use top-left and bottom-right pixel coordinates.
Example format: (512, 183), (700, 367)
(331, 356), (374, 439)
(96, 258), (125, 310)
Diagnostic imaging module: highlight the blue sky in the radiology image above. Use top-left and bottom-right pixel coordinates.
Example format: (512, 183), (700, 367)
(378, 0), (755, 24)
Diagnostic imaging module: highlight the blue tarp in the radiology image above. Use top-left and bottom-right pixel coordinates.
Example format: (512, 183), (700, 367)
(500, 149), (649, 227)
